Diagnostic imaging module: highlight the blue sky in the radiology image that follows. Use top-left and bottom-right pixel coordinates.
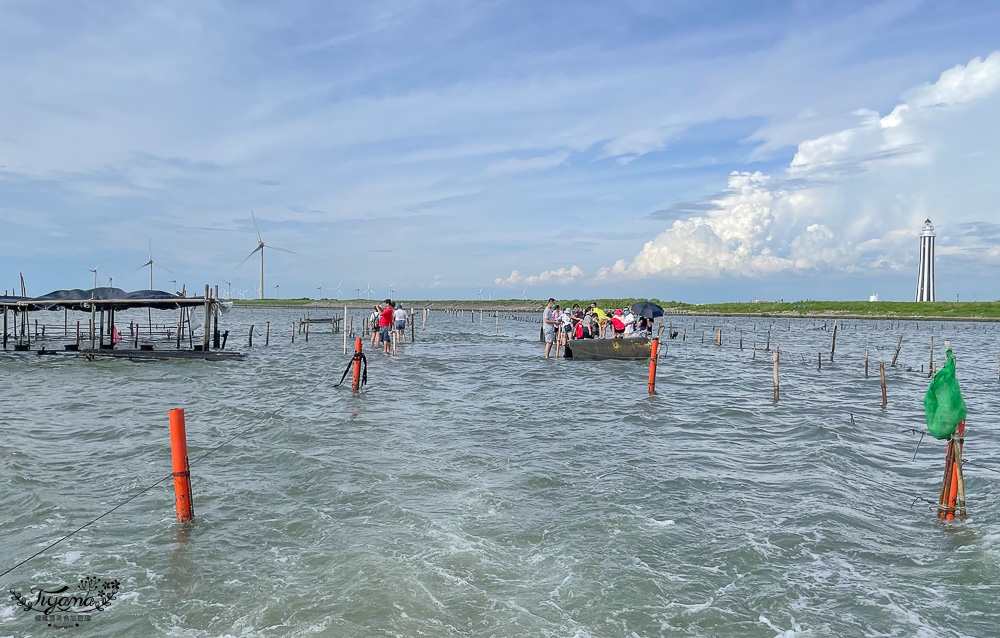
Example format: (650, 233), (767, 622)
(2, 0), (1000, 301)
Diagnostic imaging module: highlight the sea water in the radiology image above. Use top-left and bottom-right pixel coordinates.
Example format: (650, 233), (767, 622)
(1, 308), (999, 637)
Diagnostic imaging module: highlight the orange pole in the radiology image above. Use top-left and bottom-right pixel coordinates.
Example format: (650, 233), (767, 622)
(945, 461), (960, 520)
(351, 338), (362, 391)
(648, 339), (659, 394)
(169, 408), (193, 522)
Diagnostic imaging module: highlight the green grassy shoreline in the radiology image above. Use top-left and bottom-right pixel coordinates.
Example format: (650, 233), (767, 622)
(233, 298), (1000, 320)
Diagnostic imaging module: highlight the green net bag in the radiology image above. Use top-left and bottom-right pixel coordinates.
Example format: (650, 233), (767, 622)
(923, 344), (967, 439)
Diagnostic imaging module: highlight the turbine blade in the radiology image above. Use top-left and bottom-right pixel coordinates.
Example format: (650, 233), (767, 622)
(264, 243), (295, 254)
(237, 246), (263, 268)
(251, 211), (262, 243)
(154, 263), (173, 273)
(134, 261), (152, 272)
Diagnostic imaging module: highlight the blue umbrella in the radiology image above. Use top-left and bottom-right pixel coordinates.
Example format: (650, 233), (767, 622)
(630, 301), (664, 319)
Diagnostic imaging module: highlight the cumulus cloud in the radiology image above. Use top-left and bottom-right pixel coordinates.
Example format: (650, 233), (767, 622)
(495, 265), (583, 287)
(600, 50), (1000, 281)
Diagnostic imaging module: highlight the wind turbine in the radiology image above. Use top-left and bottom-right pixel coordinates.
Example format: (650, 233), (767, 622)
(364, 281), (374, 300)
(274, 284), (280, 299)
(237, 212), (294, 300)
(87, 265), (101, 288)
(136, 239), (171, 290)
(355, 286), (361, 300)
(169, 279), (177, 293)
(477, 286), (483, 301)
(108, 275), (114, 288)
(316, 285), (323, 300)
(387, 282), (396, 300)
(520, 288), (527, 300)
(223, 280), (232, 299)
(335, 281), (343, 300)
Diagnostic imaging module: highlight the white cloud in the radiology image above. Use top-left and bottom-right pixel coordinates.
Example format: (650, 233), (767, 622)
(600, 50), (1000, 281)
(495, 266), (583, 287)
(485, 151), (569, 176)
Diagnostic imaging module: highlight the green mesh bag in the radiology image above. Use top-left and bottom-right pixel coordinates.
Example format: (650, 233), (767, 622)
(923, 345), (967, 439)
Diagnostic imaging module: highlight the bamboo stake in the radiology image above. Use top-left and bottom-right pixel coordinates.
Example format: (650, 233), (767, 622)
(249, 324), (254, 347)
(829, 323), (837, 362)
(772, 351), (779, 401)
(880, 362), (887, 407)
(891, 336), (903, 367)
(818, 352), (822, 370)
(864, 349), (869, 378)
(739, 330), (743, 350)
(265, 321), (270, 346)
(717, 329), (722, 347)
(765, 331), (770, 352)
(929, 336), (934, 376)
(752, 343), (756, 359)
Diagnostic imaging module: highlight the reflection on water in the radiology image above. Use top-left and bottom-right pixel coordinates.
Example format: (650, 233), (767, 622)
(1, 308), (999, 637)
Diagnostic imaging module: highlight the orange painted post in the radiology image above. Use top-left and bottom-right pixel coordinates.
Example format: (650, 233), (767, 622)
(648, 339), (659, 394)
(351, 338), (363, 391)
(939, 419), (967, 519)
(169, 409), (193, 522)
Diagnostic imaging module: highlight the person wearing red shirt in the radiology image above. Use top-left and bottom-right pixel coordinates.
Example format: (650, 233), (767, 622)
(379, 300), (394, 354)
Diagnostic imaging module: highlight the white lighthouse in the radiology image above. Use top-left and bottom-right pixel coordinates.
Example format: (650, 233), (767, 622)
(914, 218), (936, 302)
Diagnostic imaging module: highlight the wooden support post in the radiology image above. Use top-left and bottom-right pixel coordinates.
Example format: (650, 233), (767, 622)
(305, 320), (309, 342)
(830, 323), (837, 362)
(423, 309), (427, 328)
(739, 330), (743, 350)
(765, 331), (770, 352)
(752, 343), (756, 359)
(717, 329), (722, 347)
(880, 362), (887, 407)
(682, 328), (685, 341)
(772, 351), (779, 402)
(864, 349), (869, 378)
(291, 322), (295, 344)
(203, 285), (211, 351)
(344, 306), (348, 355)
(891, 336), (903, 367)
(169, 408), (193, 522)
(648, 338), (659, 394)
(496, 313), (499, 334)
(392, 329), (397, 355)
(248, 324), (254, 347)
(818, 352), (822, 370)
(2, 306), (6, 350)
(265, 321), (270, 346)
(411, 313), (415, 342)
(76, 320), (80, 346)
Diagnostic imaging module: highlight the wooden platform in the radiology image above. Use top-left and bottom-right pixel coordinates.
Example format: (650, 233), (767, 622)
(26, 347), (246, 362)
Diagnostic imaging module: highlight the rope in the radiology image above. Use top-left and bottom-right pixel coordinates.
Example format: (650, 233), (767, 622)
(332, 351), (367, 388)
(0, 351), (366, 581)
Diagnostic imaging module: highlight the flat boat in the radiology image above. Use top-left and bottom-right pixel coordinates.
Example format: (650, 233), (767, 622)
(564, 338), (651, 360)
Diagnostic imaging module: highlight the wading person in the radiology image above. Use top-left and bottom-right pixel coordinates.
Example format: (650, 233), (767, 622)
(379, 300), (394, 354)
(393, 304), (407, 343)
(542, 298), (558, 358)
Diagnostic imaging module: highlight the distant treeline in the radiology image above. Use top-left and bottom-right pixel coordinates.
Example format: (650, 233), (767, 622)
(234, 298), (1000, 319)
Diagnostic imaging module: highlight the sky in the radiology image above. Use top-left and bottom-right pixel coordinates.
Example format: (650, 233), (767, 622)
(1, 0), (999, 302)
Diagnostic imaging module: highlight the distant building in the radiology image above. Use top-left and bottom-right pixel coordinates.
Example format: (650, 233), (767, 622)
(915, 218), (936, 302)
(869, 292), (879, 302)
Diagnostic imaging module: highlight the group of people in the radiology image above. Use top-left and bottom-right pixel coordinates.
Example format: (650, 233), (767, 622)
(369, 300), (408, 354)
(541, 298), (652, 358)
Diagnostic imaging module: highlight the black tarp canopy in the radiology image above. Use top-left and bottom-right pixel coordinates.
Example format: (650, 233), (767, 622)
(0, 288), (209, 311)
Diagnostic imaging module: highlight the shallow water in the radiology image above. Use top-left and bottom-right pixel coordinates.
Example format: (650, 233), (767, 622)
(2, 308), (999, 637)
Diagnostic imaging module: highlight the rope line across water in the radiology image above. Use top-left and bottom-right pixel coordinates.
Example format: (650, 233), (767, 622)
(0, 358), (355, 581)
